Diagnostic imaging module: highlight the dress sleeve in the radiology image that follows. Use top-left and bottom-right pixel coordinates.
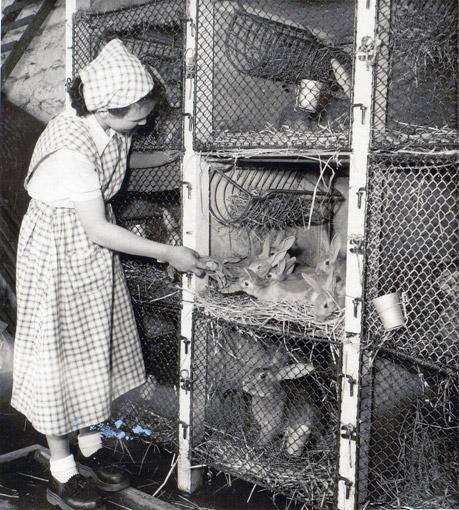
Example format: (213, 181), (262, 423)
(54, 149), (102, 202)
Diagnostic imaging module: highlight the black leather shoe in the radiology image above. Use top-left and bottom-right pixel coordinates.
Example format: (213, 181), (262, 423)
(47, 474), (105, 510)
(77, 448), (130, 492)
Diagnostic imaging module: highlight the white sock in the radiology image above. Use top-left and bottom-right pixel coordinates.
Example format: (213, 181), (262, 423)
(78, 431), (102, 457)
(50, 454), (78, 483)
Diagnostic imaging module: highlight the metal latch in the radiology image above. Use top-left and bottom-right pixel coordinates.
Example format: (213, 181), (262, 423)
(182, 181), (192, 200)
(185, 48), (196, 80)
(349, 238), (364, 255)
(341, 423), (357, 441)
(357, 35), (380, 69)
(339, 374), (357, 396)
(339, 475), (353, 499)
(353, 103), (367, 125)
(352, 297), (362, 318)
(356, 187), (366, 209)
(179, 420), (189, 439)
(180, 369), (193, 393)
(183, 112), (194, 131)
(181, 336), (192, 355)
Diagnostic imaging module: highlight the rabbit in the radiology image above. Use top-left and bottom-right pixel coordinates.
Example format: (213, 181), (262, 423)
(246, 234), (296, 277)
(239, 268), (338, 321)
(284, 388), (321, 458)
(242, 362), (316, 452)
(315, 233), (346, 307)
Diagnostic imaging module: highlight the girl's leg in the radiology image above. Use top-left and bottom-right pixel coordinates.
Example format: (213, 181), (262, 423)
(46, 434), (78, 483)
(78, 427), (102, 457)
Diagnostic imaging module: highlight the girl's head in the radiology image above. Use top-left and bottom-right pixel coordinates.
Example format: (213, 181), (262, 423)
(67, 39), (167, 133)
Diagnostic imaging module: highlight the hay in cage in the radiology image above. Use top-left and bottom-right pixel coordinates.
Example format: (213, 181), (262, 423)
(194, 289), (344, 340)
(382, 122), (458, 150)
(194, 431), (336, 506)
(368, 374), (459, 509)
(122, 259), (181, 305)
(212, 122), (349, 154)
(391, 0), (458, 77)
(226, 189), (340, 232)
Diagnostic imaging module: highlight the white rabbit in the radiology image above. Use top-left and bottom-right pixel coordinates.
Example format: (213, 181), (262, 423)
(242, 362), (318, 455)
(239, 268), (337, 321)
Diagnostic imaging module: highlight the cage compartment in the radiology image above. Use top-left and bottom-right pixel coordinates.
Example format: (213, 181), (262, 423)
(194, 0), (355, 153)
(72, 0), (186, 151)
(112, 302), (181, 446)
(371, 0), (458, 150)
(357, 349), (459, 509)
(209, 159), (344, 232)
(363, 154), (458, 371)
(190, 315), (342, 507)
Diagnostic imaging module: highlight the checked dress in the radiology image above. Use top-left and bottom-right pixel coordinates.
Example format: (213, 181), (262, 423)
(11, 112), (146, 435)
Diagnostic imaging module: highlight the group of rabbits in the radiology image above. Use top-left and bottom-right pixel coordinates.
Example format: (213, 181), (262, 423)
(218, 232), (346, 322)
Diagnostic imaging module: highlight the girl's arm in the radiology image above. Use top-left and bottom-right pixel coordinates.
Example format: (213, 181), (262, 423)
(74, 196), (206, 276)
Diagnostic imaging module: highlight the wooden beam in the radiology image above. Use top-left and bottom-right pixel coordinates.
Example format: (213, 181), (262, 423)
(2, 0), (57, 83)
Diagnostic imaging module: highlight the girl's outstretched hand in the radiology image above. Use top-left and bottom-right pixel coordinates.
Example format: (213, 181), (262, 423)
(166, 246), (207, 277)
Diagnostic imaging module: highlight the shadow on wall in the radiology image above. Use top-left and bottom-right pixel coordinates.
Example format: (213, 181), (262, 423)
(0, 94), (45, 331)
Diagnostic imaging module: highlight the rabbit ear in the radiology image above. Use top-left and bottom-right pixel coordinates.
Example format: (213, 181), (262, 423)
(323, 271), (336, 292)
(277, 258), (287, 274)
(260, 237), (271, 259)
(277, 235), (296, 253)
(331, 57), (352, 99)
(302, 274), (323, 293)
(329, 234), (342, 263)
(285, 256), (297, 275)
(244, 268), (258, 282)
(275, 362), (315, 381)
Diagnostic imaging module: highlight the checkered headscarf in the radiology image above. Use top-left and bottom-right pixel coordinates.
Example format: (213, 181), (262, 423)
(80, 39), (154, 112)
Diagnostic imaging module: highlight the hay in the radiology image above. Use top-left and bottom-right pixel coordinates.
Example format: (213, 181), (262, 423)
(122, 259), (181, 305)
(212, 121), (349, 157)
(391, 0), (457, 78)
(194, 429), (336, 506)
(380, 122), (458, 150)
(194, 289), (344, 340)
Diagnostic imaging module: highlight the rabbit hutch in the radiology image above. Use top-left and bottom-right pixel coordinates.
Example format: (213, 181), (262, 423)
(67, 0), (458, 509)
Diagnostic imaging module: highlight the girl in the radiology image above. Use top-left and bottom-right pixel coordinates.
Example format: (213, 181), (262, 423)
(11, 39), (206, 510)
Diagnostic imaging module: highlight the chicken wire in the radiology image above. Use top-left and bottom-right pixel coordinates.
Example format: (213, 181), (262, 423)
(371, 0), (458, 150)
(108, 158), (183, 445)
(356, 349), (459, 509)
(194, 0), (355, 153)
(362, 154), (458, 372)
(72, 0), (186, 151)
(190, 314), (342, 507)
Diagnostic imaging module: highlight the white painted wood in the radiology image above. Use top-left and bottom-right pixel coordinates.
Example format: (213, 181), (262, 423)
(65, 0), (77, 111)
(177, 0), (210, 494)
(337, 0), (378, 508)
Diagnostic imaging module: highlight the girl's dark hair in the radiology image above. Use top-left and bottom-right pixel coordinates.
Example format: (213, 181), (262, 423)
(66, 74), (163, 117)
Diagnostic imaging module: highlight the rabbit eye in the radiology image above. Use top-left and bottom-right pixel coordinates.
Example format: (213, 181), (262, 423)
(267, 273), (273, 279)
(324, 303), (328, 308)
(256, 264), (262, 270)
(243, 281), (250, 287)
(259, 373), (266, 380)
(325, 261), (330, 266)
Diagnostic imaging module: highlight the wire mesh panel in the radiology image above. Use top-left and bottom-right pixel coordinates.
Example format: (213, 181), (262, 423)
(72, 0), (186, 151)
(194, 0), (355, 153)
(109, 159), (183, 445)
(363, 154), (458, 372)
(357, 349), (459, 508)
(371, 0), (458, 150)
(190, 315), (342, 507)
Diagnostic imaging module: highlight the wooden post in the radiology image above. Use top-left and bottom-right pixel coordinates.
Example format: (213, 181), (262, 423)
(177, 0), (209, 494)
(337, 0), (378, 508)
(65, 0), (76, 111)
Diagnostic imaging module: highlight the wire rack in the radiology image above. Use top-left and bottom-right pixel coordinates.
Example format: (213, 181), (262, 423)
(209, 160), (343, 233)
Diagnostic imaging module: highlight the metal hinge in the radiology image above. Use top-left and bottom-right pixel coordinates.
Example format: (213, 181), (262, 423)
(183, 112), (194, 131)
(180, 369), (194, 393)
(352, 297), (362, 318)
(341, 423), (358, 441)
